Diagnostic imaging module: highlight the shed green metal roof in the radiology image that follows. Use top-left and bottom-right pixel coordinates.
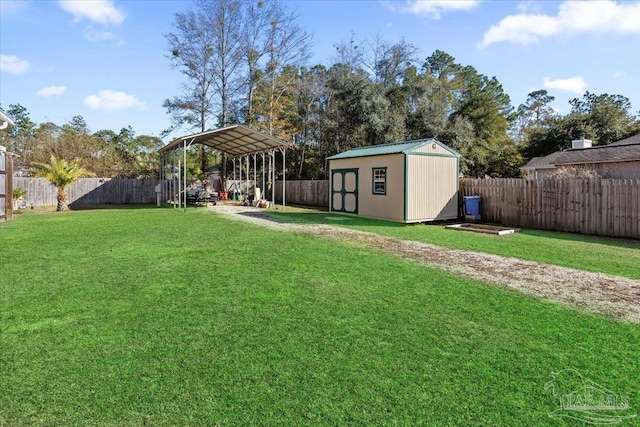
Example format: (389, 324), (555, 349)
(327, 138), (460, 160)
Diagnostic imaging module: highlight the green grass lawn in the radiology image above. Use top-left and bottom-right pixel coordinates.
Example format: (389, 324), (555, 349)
(266, 206), (640, 280)
(1, 207), (639, 426)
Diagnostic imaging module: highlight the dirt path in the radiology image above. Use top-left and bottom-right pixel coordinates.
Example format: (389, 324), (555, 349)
(212, 204), (640, 323)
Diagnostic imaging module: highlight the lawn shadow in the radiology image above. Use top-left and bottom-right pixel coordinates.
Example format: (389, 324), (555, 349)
(69, 204), (161, 211)
(265, 207), (412, 229)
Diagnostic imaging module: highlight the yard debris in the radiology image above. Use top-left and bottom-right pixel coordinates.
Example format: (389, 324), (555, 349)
(212, 204), (640, 323)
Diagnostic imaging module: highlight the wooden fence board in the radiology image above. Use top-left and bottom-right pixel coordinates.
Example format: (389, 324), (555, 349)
(461, 178), (640, 240)
(13, 178), (160, 206)
(274, 180), (328, 207)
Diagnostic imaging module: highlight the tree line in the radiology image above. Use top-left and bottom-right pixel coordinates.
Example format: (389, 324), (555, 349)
(3, 0), (639, 181)
(165, 0), (640, 180)
(0, 105), (163, 178)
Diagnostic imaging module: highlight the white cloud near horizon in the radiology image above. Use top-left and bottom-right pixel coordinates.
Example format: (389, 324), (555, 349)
(384, 0), (480, 19)
(83, 90), (146, 112)
(543, 76), (589, 94)
(481, 0), (640, 47)
(37, 85), (67, 97)
(83, 28), (117, 42)
(0, 54), (30, 74)
(58, 0), (126, 26)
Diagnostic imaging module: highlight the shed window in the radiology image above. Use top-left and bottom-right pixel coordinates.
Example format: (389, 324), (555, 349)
(372, 167), (386, 195)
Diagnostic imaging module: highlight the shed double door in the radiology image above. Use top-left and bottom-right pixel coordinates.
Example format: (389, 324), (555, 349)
(331, 168), (358, 214)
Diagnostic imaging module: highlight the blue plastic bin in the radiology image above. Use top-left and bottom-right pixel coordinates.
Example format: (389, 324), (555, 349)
(463, 196), (481, 217)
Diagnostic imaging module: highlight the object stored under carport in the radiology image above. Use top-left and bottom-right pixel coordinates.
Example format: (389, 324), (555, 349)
(186, 189), (218, 205)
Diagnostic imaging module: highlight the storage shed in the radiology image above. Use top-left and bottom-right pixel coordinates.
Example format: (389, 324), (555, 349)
(327, 138), (461, 223)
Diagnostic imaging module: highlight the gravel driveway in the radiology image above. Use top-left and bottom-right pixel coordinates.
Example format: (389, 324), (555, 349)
(212, 204), (640, 323)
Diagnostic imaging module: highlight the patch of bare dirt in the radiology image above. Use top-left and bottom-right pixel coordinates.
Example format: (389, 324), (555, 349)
(212, 204), (640, 322)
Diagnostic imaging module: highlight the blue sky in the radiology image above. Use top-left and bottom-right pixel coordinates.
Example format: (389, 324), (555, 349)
(1, 0), (639, 141)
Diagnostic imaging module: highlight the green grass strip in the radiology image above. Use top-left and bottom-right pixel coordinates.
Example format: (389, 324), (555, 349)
(266, 207), (640, 280)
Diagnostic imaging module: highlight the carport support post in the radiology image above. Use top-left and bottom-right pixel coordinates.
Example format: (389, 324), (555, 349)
(175, 152), (180, 210)
(162, 154), (167, 205)
(170, 154), (175, 208)
(252, 154), (257, 199)
(261, 153), (265, 199)
(279, 146), (286, 210)
(183, 139), (187, 212)
(232, 158), (236, 197)
(246, 154), (249, 200)
(171, 154), (175, 209)
(271, 150), (275, 206)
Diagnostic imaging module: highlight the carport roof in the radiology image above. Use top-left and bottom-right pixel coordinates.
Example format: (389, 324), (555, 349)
(159, 124), (287, 156)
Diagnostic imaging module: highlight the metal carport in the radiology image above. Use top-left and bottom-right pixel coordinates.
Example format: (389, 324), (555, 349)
(158, 124), (288, 209)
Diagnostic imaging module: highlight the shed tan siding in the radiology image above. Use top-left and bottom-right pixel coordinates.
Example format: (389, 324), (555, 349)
(411, 142), (453, 156)
(406, 155), (458, 222)
(330, 154), (405, 221)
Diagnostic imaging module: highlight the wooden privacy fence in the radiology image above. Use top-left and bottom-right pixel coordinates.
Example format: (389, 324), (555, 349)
(14, 178), (161, 207)
(274, 180), (328, 207)
(461, 178), (640, 239)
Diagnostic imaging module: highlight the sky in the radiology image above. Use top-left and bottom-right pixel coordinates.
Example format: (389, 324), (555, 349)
(1, 0), (639, 142)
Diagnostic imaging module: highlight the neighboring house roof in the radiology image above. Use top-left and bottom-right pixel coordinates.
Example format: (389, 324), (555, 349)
(521, 151), (563, 170)
(554, 143), (640, 165)
(327, 138), (460, 160)
(521, 134), (640, 171)
(607, 133), (640, 146)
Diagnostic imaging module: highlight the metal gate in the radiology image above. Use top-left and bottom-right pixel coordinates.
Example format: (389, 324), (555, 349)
(331, 168), (358, 214)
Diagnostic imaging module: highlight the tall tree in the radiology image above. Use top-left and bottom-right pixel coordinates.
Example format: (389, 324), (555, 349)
(164, 0), (245, 175)
(0, 104), (36, 171)
(454, 66), (521, 177)
(164, 7), (217, 133)
(254, 2), (312, 137)
(513, 89), (556, 142)
(568, 92), (638, 144)
(243, 0), (277, 126)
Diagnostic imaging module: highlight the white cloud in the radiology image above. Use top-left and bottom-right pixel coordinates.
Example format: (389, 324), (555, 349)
(83, 90), (146, 111)
(83, 28), (117, 42)
(384, 0), (480, 19)
(37, 85), (67, 97)
(57, 0), (126, 26)
(613, 71), (625, 78)
(481, 0), (640, 47)
(0, 54), (30, 74)
(543, 76), (590, 94)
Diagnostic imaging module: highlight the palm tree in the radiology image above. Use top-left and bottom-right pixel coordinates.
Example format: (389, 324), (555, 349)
(31, 155), (95, 211)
